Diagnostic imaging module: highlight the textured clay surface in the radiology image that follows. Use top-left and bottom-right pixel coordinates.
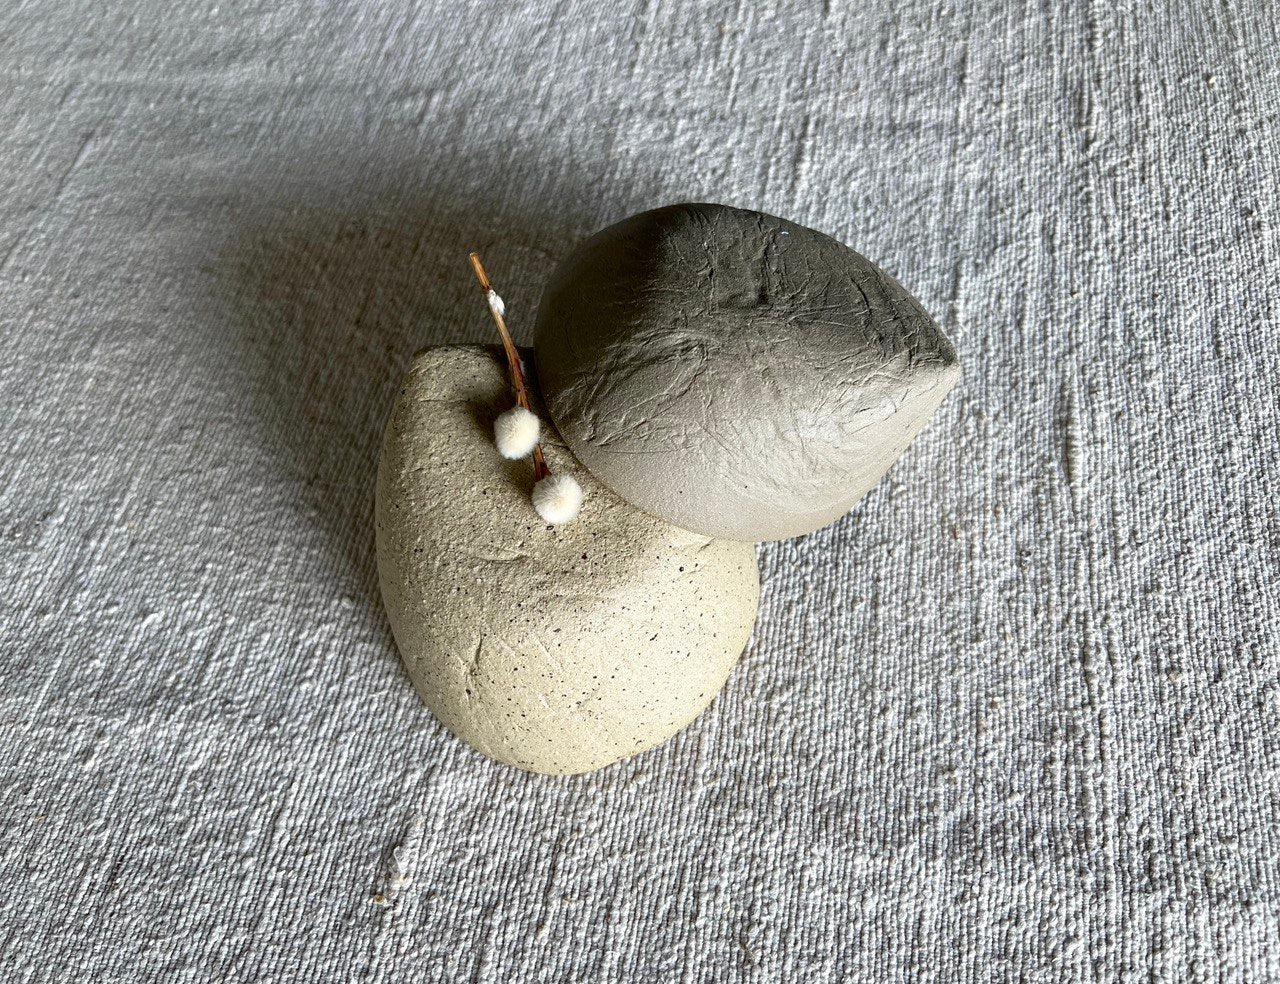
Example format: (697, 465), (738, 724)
(536, 203), (961, 540)
(375, 345), (760, 775)
(9, 2), (1280, 979)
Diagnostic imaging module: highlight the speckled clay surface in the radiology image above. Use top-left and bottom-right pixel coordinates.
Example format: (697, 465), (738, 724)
(535, 202), (961, 541)
(375, 345), (760, 775)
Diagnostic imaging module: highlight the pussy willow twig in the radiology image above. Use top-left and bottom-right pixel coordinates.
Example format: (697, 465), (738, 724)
(469, 252), (549, 481)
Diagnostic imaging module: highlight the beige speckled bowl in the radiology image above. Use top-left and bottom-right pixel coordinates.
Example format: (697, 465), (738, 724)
(375, 345), (760, 774)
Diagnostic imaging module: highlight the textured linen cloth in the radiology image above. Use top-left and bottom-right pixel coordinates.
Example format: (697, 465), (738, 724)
(2, 1), (1277, 980)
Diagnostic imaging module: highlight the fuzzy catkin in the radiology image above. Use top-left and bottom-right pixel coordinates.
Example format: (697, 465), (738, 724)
(494, 406), (540, 459)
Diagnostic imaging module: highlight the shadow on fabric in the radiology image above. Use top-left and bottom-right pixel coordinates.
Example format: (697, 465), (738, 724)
(209, 152), (597, 667)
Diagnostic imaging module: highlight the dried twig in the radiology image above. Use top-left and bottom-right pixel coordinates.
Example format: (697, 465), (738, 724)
(469, 252), (549, 481)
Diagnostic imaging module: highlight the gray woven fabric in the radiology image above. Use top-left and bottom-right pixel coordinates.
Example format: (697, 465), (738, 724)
(2, 0), (1277, 980)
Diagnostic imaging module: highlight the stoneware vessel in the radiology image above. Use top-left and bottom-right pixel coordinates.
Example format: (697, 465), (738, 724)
(535, 202), (960, 541)
(376, 346), (760, 775)
(376, 204), (959, 773)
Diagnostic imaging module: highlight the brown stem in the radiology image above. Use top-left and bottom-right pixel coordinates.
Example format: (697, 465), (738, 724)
(469, 252), (549, 481)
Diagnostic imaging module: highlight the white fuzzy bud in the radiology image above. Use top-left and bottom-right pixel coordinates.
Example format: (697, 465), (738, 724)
(494, 406), (540, 459)
(532, 474), (583, 525)
(486, 289), (505, 318)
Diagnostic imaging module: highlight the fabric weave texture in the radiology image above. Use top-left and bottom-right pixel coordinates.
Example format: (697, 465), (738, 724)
(1, 0), (1277, 980)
